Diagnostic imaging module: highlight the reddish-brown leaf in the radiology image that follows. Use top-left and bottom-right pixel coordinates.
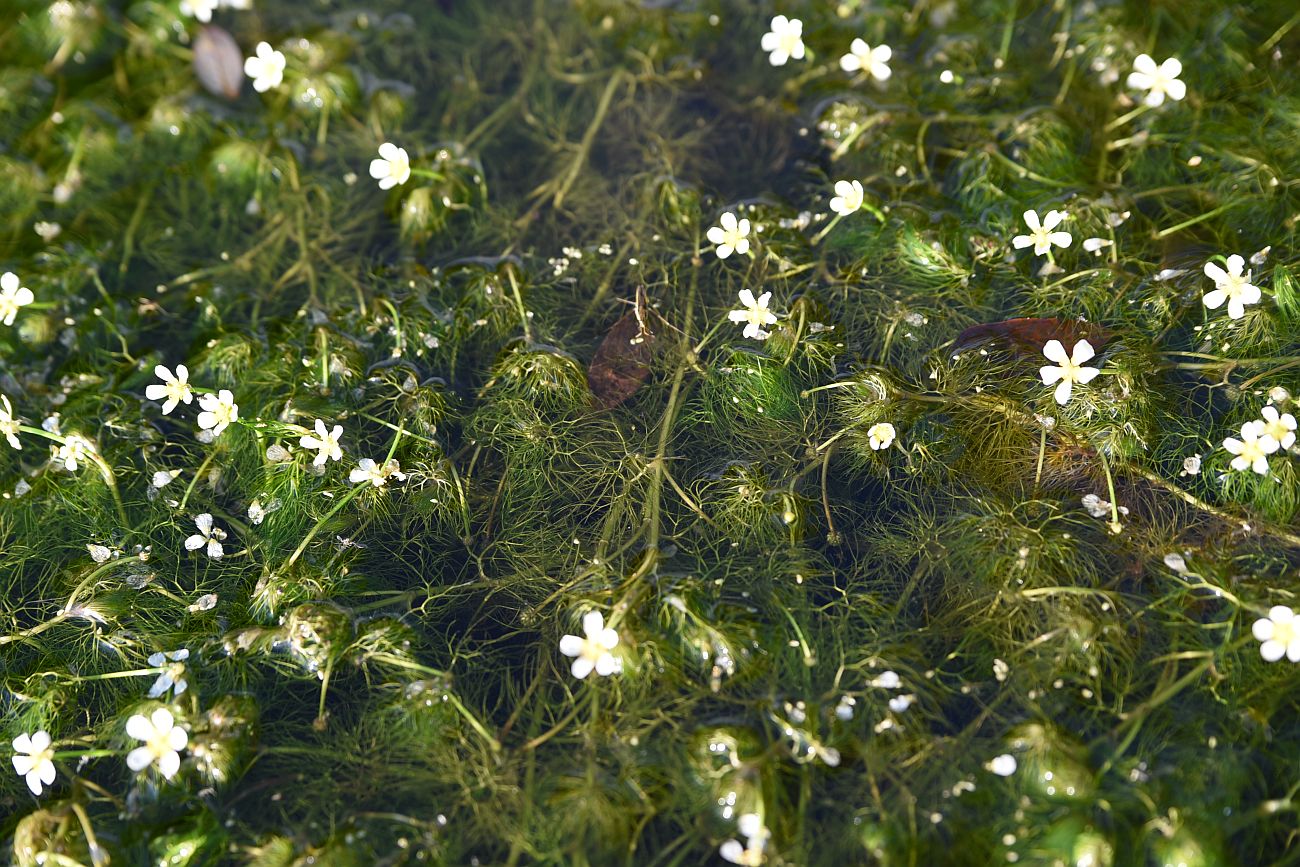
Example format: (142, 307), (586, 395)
(589, 308), (656, 409)
(954, 317), (1112, 357)
(193, 26), (243, 100)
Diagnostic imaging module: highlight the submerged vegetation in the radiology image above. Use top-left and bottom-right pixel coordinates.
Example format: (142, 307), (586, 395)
(3, 0), (1300, 863)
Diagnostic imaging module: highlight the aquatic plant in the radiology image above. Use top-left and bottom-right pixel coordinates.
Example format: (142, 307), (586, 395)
(3, 0), (1300, 863)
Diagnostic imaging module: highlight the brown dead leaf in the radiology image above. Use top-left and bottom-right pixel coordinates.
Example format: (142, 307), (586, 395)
(194, 26), (243, 100)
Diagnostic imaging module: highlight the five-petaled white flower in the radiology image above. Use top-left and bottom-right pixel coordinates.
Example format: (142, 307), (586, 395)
(180, 0), (219, 22)
(829, 180), (864, 216)
(0, 272), (34, 327)
(761, 15), (805, 66)
(1012, 210), (1072, 257)
(707, 211), (751, 259)
(146, 365), (194, 415)
(349, 458), (406, 487)
(1039, 339), (1100, 405)
(868, 422), (896, 450)
(1223, 421), (1276, 475)
(147, 649), (190, 698)
(559, 610), (621, 679)
(244, 41), (286, 93)
(1252, 605), (1300, 663)
(728, 289), (778, 340)
(369, 142), (410, 190)
(11, 731), (56, 796)
(125, 708), (188, 779)
(52, 434), (93, 471)
(0, 395), (19, 450)
(720, 813), (770, 866)
(839, 39), (891, 81)
(1126, 54), (1185, 107)
(197, 389), (239, 436)
(1259, 406), (1297, 450)
(184, 513), (227, 559)
(1202, 254), (1261, 320)
(300, 419), (344, 466)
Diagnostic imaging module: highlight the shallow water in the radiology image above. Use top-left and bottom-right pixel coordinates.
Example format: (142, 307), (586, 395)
(2, 0), (1300, 864)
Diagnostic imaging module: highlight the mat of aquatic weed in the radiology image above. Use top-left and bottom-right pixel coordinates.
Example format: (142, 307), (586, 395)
(2, 0), (1300, 863)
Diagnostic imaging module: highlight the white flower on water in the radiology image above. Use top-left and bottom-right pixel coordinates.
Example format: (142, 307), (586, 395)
(707, 212), (751, 259)
(125, 708), (188, 779)
(728, 289), (778, 340)
(147, 649), (190, 698)
(0, 272), (34, 327)
(1039, 339), (1099, 405)
(1252, 605), (1300, 663)
(829, 180), (864, 216)
(300, 419), (344, 466)
(369, 142), (410, 190)
(839, 39), (891, 81)
(870, 670), (902, 689)
(244, 42), (286, 93)
(1259, 405), (1297, 450)
(867, 422), (896, 451)
(146, 365), (194, 415)
(179, 0), (219, 22)
(720, 813), (770, 865)
(1126, 54), (1185, 107)
(11, 731), (56, 796)
(760, 15), (805, 66)
(184, 513), (227, 559)
(197, 389), (238, 436)
(0, 395), (20, 449)
(988, 754), (1018, 776)
(1202, 254), (1261, 320)
(1012, 210), (1072, 257)
(52, 434), (93, 471)
(558, 610), (621, 679)
(1223, 421), (1276, 475)
(349, 458), (406, 486)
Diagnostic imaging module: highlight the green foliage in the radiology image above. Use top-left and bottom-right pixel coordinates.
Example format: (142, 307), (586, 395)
(3, 0), (1300, 865)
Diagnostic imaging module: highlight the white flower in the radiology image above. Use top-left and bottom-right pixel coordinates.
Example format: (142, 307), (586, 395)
(988, 754), (1018, 776)
(244, 42), (286, 93)
(870, 670), (902, 689)
(1223, 421), (1277, 474)
(760, 15), (805, 66)
(11, 731), (56, 796)
(125, 708), (188, 779)
(1082, 237), (1112, 254)
(219, 0), (251, 8)
(1202, 254), (1261, 320)
(1012, 210), (1072, 257)
(197, 389), (239, 436)
(349, 458), (406, 486)
(867, 422), (896, 451)
(52, 434), (93, 471)
(0, 272), (35, 327)
(839, 39), (891, 81)
(184, 513), (227, 559)
(1126, 54), (1185, 107)
(1260, 405), (1297, 450)
(1182, 454), (1202, 476)
(145, 365), (194, 415)
(1039, 339), (1100, 405)
(707, 211), (751, 259)
(728, 289), (778, 340)
(147, 649), (190, 698)
(369, 142), (410, 190)
(34, 221), (61, 242)
(0, 395), (20, 450)
(179, 0), (219, 22)
(1252, 605), (1300, 663)
(720, 813), (770, 865)
(889, 694), (914, 713)
(558, 610), (621, 679)
(829, 180), (864, 216)
(300, 419), (344, 466)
